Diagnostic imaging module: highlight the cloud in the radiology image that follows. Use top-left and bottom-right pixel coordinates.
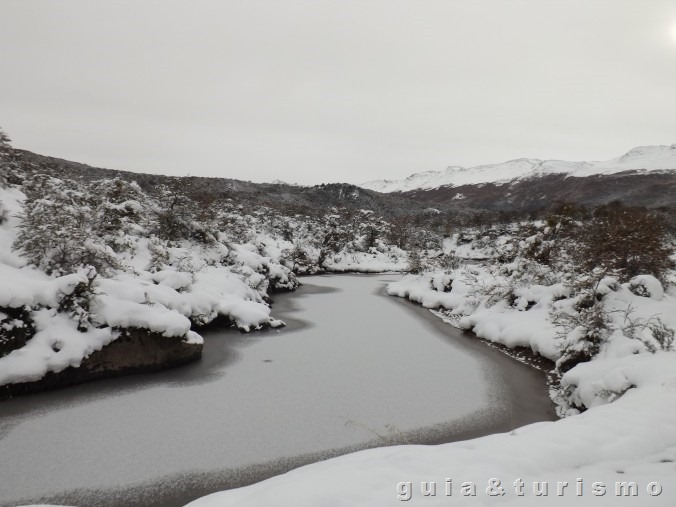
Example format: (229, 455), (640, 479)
(1, 0), (674, 184)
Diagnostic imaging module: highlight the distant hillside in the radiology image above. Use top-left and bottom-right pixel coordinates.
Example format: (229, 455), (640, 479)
(17, 147), (675, 227)
(403, 171), (676, 210)
(16, 150), (455, 219)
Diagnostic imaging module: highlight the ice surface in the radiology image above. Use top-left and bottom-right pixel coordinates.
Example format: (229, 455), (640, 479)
(0, 275), (505, 504)
(187, 363), (676, 506)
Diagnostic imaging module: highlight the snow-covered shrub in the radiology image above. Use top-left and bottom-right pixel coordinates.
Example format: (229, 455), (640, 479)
(429, 272), (453, 292)
(573, 201), (671, 283)
(280, 240), (314, 274)
(90, 178), (147, 253)
(551, 270), (618, 373)
(0, 128), (24, 188)
(0, 306), (34, 358)
(648, 318), (675, 351)
(0, 200), (7, 226)
(151, 179), (216, 245)
(146, 237), (170, 272)
(13, 175), (120, 275)
(322, 224), (353, 254)
(438, 251), (461, 270)
(57, 267), (99, 332)
(406, 247), (426, 274)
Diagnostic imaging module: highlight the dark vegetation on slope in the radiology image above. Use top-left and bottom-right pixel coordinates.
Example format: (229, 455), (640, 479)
(16, 150), (462, 219)
(400, 171), (676, 229)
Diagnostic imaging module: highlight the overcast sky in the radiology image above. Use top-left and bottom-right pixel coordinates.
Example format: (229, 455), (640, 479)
(1, 1), (675, 185)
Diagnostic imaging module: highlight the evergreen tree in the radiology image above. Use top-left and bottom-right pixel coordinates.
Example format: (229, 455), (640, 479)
(406, 247), (425, 274)
(0, 128), (23, 188)
(13, 175), (118, 275)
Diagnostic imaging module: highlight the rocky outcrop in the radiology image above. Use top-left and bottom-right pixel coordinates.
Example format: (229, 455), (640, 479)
(0, 328), (202, 400)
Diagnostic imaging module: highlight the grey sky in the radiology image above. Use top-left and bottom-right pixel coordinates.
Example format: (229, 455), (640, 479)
(1, 0), (675, 185)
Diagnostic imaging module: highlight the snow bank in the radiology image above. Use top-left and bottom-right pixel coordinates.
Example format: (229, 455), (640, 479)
(458, 303), (560, 361)
(0, 264), (88, 308)
(322, 250), (407, 273)
(628, 275), (664, 300)
(0, 310), (118, 385)
(388, 271), (563, 361)
(388, 266), (675, 366)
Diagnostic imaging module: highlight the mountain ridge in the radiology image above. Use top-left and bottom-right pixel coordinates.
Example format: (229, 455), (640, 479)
(361, 144), (676, 193)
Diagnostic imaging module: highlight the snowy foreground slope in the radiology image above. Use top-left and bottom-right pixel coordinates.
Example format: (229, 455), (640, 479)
(361, 144), (676, 193)
(186, 225), (676, 507)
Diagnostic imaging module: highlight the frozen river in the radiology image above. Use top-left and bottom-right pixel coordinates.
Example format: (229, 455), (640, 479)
(0, 274), (555, 507)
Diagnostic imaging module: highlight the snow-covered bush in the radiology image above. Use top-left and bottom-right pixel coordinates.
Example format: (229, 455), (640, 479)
(0, 200), (7, 226)
(13, 174), (120, 276)
(0, 128), (24, 188)
(647, 318), (675, 351)
(90, 178), (147, 253)
(57, 266), (99, 332)
(628, 274), (665, 300)
(280, 240), (315, 274)
(550, 272), (615, 373)
(405, 247), (426, 274)
(0, 306), (34, 359)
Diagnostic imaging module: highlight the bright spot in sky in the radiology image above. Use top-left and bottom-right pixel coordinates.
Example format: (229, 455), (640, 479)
(672, 22), (676, 43)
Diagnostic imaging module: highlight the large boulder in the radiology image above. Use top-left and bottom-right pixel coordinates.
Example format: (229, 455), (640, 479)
(0, 328), (202, 399)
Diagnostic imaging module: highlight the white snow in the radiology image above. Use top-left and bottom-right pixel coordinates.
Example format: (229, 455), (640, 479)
(0, 310), (119, 385)
(628, 274), (664, 300)
(361, 144), (676, 193)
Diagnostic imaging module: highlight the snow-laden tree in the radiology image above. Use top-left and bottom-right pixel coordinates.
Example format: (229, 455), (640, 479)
(152, 178), (216, 244)
(406, 247), (425, 274)
(13, 175), (119, 275)
(90, 178), (148, 253)
(0, 128), (24, 188)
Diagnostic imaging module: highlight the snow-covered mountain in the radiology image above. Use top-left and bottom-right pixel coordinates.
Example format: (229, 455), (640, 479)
(361, 144), (676, 193)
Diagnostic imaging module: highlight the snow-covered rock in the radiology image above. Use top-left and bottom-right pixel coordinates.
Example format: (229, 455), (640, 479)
(628, 275), (664, 300)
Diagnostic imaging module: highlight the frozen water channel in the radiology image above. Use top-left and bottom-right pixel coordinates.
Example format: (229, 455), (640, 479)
(0, 274), (555, 507)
